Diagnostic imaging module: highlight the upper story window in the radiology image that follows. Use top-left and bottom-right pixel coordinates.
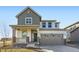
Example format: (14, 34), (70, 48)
(55, 23), (58, 28)
(25, 17), (32, 24)
(42, 22), (46, 28)
(48, 22), (52, 28)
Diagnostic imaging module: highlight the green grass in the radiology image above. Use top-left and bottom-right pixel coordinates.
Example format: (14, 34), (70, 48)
(0, 48), (34, 52)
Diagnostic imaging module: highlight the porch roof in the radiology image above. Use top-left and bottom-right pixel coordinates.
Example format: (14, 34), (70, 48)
(10, 25), (39, 31)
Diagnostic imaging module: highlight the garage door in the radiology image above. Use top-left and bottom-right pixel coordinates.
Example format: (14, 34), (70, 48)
(40, 34), (64, 45)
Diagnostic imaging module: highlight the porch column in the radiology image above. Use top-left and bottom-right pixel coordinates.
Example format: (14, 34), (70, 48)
(37, 28), (40, 43)
(37, 28), (40, 37)
(12, 28), (16, 44)
(27, 29), (31, 42)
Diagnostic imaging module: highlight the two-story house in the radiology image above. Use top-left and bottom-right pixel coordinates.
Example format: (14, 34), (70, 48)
(10, 7), (67, 45)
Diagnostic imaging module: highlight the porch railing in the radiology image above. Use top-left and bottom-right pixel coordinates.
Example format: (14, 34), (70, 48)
(15, 38), (27, 44)
(14, 37), (40, 45)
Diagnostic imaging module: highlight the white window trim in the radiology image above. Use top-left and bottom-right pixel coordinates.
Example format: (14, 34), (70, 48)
(48, 22), (52, 28)
(42, 22), (46, 28)
(25, 17), (32, 24)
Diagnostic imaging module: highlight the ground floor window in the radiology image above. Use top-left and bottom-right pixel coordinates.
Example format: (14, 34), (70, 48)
(22, 31), (27, 38)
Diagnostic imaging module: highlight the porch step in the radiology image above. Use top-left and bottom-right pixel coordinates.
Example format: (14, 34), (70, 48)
(26, 43), (38, 48)
(13, 42), (40, 48)
(13, 44), (27, 48)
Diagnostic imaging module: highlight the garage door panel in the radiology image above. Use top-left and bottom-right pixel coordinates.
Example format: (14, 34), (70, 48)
(40, 34), (64, 45)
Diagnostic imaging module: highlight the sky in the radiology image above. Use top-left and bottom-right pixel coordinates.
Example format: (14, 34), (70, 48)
(0, 6), (79, 38)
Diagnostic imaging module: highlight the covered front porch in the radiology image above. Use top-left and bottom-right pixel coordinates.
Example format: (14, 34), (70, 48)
(10, 25), (40, 45)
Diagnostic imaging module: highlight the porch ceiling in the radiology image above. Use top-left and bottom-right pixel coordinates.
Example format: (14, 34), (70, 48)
(10, 25), (39, 31)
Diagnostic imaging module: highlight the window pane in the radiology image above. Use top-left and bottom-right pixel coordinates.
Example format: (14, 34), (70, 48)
(25, 17), (32, 24)
(48, 22), (52, 28)
(26, 19), (28, 21)
(28, 20), (31, 23)
(22, 32), (27, 38)
(26, 19), (28, 23)
(29, 19), (31, 21)
(42, 22), (46, 28)
(28, 19), (31, 23)
(55, 23), (58, 27)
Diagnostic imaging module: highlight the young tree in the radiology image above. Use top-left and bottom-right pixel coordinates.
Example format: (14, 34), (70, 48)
(0, 24), (10, 51)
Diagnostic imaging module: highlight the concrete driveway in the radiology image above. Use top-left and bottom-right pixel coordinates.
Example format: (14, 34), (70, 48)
(40, 45), (79, 52)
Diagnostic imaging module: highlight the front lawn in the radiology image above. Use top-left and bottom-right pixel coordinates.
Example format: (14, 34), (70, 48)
(0, 48), (35, 52)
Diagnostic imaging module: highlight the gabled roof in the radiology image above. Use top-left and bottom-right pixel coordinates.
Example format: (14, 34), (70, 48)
(64, 21), (79, 29)
(16, 7), (41, 18)
(70, 27), (79, 33)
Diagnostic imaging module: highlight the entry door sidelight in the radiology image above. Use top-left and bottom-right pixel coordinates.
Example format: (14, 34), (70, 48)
(34, 33), (37, 42)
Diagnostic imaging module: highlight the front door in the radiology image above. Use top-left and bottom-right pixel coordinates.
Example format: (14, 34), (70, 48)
(34, 33), (37, 42)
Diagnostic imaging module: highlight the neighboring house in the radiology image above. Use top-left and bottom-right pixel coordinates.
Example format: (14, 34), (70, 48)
(65, 22), (79, 42)
(10, 7), (67, 45)
(1, 38), (12, 41)
(0, 38), (12, 47)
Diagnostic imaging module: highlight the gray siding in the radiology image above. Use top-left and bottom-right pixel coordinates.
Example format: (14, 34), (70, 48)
(17, 9), (41, 25)
(70, 28), (79, 42)
(40, 34), (64, 45)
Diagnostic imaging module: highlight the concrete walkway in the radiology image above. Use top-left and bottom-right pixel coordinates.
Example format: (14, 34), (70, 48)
(40, 45), (79, 52)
